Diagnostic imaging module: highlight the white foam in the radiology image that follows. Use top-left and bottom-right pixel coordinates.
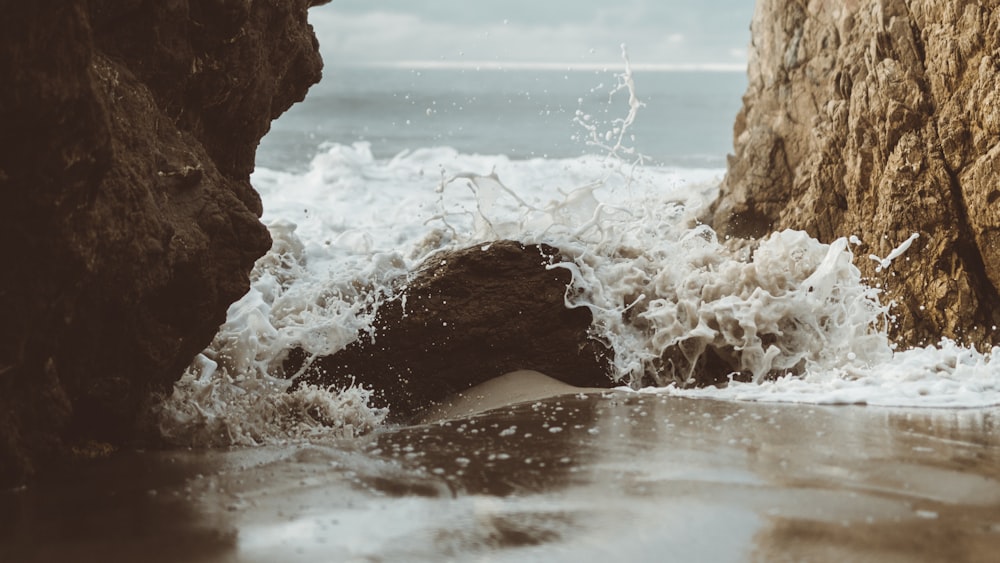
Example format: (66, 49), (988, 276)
(155, 217), (393, 446)
(559, 228), (895, 387)
(158, 141), (1000, 447)
(155, 142), (724, 445)
(158, 64), (1000, 446)
(647, 339), (1000, 408)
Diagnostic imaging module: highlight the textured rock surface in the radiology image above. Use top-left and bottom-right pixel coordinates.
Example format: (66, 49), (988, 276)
(713, 0), (1000, 347)
(290, 241), (614, 421)
(0, 0), (324, 486)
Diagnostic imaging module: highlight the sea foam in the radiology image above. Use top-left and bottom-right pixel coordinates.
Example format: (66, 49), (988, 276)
(154, 141), (1000, 449)
(155, 59), (1000, 447)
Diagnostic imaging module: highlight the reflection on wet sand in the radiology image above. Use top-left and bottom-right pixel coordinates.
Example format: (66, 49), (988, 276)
(0, 450), (238, 563)
(2, 394), (999, 562)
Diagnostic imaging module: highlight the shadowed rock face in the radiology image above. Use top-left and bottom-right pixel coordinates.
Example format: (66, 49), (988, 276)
(713, 0), (1000, 347)
(0, 0), (324, 486)
(289, 241), (614, 421)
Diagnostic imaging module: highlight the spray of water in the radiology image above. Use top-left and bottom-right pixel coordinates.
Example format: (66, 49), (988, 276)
(154, 220), (393, 446)
(572, 44), (648, 177)
(155, 51), (1000, 448)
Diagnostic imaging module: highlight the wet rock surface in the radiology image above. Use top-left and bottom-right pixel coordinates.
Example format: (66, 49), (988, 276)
(713, 0), (1000, 347)
(0, 0), (323, 486)
(289, 241), (614, 420)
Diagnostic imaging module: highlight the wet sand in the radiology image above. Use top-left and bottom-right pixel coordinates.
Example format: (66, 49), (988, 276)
(2, 382), (999, 562)
(416, 370), (608, 423)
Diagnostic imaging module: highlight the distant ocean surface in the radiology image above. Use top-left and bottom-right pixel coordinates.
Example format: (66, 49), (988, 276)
(257, 66), (747, 170)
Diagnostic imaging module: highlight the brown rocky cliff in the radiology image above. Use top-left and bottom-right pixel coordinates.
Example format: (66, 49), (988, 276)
(0, 0), (325, 486)
(713, 0), (1000, 347)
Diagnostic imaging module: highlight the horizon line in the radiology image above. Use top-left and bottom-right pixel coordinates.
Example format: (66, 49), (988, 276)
(330, 60), (747, 73)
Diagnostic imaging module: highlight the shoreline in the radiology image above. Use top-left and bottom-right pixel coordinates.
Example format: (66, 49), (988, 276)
(4, 391), (998, 562)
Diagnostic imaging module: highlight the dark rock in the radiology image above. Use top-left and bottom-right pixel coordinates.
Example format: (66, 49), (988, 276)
(289, 241), (614, 421)
(0, 0), (323, 486)
(713, 0), (1000, 348)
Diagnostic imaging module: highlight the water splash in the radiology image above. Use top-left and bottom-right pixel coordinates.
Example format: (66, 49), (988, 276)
(572, 44), (646, 165)
(562, 229), (893, 387)
(870, 232), (920, 273)
(155, 220), (394, 446)
(158, 57), (1000, 447)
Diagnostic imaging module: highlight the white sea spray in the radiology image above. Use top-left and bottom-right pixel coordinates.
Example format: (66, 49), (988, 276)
(157, 60), (1000, 447)
(157, 142), (1000, 448)
(573, 44), (647, 168)
(156, 219), (397, 446)
(657, 339), (1000, 408)
(432, 172), (893, 388)
(155, 143), (726, 445)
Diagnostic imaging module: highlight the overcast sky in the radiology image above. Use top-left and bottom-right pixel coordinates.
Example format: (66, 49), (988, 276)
(309, 1), (754, 69)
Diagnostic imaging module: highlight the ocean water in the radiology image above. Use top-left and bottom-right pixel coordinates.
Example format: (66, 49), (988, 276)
(156, 60), (1000, 446)
(257, 66), (746, 170)
(8, 54), (1000, 563)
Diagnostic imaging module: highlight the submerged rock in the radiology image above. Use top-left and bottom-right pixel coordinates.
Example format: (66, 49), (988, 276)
(0, 0), (324, 486)
(713, 0), (1000, 347)
(289, 241), (614, 420)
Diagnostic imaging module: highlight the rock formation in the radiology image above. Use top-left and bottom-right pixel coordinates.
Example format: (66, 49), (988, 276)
(0, 0), (326, 486)
(288, 241), (614, 421)
(713, 0), (1000, 347)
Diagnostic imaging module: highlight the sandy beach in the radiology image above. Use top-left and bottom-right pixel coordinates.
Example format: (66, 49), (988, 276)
(3, 376), (998, 562)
